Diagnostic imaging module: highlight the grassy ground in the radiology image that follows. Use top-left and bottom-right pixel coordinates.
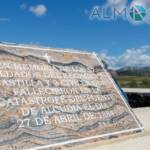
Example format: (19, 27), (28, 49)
(117, 76), (150, 88)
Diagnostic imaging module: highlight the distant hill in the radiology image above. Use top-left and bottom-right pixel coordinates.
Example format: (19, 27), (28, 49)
(117, 66), (150, 76)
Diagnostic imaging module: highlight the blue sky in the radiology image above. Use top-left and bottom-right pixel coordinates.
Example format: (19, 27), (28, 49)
(0, 0), (149, 68)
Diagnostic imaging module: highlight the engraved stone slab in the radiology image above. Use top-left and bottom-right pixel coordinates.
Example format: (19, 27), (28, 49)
(0, 44), (143, 150)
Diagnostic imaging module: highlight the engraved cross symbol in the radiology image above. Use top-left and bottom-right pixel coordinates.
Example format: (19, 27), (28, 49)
(43, 53), (51, 63)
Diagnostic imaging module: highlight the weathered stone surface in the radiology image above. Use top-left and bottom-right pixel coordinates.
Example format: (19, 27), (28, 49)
(0, 44), (143, 150)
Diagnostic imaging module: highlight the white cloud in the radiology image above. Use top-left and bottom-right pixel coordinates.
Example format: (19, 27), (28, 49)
(107, 0), (127, 10)
(100, 45), (150, 69)
(20, 3), (27, 10)
(20, 3), (47, 17)
(29, 4), (47, 16)
(131, 0), (150, 7)
(0, 17), (9, 22)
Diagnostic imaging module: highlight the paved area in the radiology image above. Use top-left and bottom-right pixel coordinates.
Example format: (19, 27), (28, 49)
(123, 88), (150, 94)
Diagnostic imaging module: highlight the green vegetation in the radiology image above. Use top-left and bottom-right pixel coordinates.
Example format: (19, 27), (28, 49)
(117, 75), (150, 88)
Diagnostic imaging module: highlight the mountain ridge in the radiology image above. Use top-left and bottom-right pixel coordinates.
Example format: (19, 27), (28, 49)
(117, 66), (150, 76)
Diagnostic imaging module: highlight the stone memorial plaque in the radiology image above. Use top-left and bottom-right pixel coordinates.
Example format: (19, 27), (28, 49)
(0, 44), (143, 150)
